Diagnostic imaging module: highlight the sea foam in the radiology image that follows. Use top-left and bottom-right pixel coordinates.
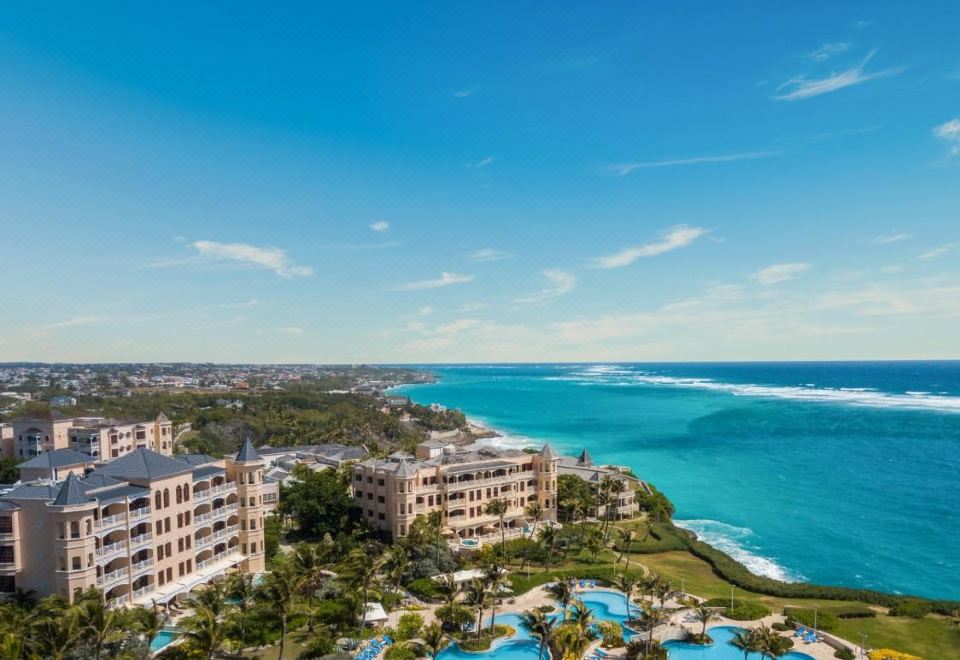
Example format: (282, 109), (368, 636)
(674, 519), (803, 583)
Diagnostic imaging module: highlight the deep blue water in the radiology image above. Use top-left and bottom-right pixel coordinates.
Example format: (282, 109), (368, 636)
(394, 362), (960, 600)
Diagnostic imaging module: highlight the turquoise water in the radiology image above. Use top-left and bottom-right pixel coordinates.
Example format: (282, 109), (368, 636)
(395, 362), (960, 599)
(437, 613), (544, 659)
(149, 629), (178, 653)
(664, 626), (814, 659)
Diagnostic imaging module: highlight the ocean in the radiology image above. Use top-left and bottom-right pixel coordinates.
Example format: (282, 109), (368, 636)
(393, 362), (960, 600)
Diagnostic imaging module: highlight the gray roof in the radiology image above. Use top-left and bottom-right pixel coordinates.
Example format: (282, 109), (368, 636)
(235, 437), (260, 462)
(176, 454), (220, 466)
(18, 448), (93, 470)
(540, 444), (558, 460)
(79, 474), (125, 491)
(395, 458), (417, 478)
(90, 484), (150, 504)
(52, 473), (94, 506)
(1, 483), (61, 500)
(577, 449), (593, 466)
(97, 448), (193, 480)
(192, 465), (225, 481)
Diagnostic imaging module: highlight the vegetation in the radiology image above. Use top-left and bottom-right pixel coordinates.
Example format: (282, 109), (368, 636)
(276, 465), (360, 540)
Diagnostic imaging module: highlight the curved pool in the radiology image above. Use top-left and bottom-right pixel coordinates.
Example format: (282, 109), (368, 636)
(437, 613), (544, 659)
(664, 626), (815, 659)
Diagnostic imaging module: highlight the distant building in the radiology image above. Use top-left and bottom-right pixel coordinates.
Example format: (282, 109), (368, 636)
(5, 414), (174, 460)
(49, 396), (78, 408)
(351, 441), (559, 545)
(556, 449), (647, 520)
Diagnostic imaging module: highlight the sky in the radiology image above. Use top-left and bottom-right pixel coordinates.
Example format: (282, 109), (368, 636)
(1, 1), (959, 364)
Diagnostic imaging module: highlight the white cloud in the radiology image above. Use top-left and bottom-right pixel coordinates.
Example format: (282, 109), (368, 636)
(395, 272), (475, 291)
(919, 241), (959, 260)
(933, 118), (960, 157)
(873, 232), (913, 244)
(468, 248), (513, 262)
(591, 225), (706, 269)
(190, 240), (313, 278)
(752, 262), (811, 285)
(467, 156), (495, 168)
(370, 221), (390, 233)
(806, 42), (852, 62)
(513, 270), (577, 305)
(453, 87), (480, 98)
(774, 50), (903, 101)
(418, 305), (434, 316)
(276, 326), (304, 335)
(881, 265), (903, 274)
(607, 151), (777, 176)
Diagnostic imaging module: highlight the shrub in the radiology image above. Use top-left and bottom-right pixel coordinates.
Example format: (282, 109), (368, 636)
(725, 602), (771, 621)
(772, 622), (791, 631)
(784, 608), (838, 632)
(868, 649), (921, 660)
(396, 613), (424, 642)
(887, 600), (930, 618)
(826, 604), (876, 619)
(384, 645), (418, 660)
(701, 598), (743, 609)
(598, 621), (624, 649)
(407, 577), (442, 601)
(835, 648), (856, 660)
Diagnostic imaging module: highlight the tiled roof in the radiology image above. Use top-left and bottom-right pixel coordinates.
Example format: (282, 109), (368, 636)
(235, 437), (260, 462)
(18, 448), (93, 470)
(96, 448), (193, 480)
(52, 473), (95, 506)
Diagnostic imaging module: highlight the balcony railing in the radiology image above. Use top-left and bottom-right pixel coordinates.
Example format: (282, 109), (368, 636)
(210, 483), (234, 496)
(443, 473), (521, 491)
(212, 524), (239, 541)
(131, 558), (153, 574)
(194, 512), (212, 525)
(132, 585), (153, 600)
(130, 532), (152, 548)
(194, 490), (211, 501)
(107, 594), (129, 609)
(97, 513), (126, 530)
(129, 507), (151, 520)
(195, 536), (213, 549)
(101, 567), (129, 586)
(212, 503), (237, 519)
(100, 540), (127, 557)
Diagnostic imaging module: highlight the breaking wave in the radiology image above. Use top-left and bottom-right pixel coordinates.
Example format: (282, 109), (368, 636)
(674, 519), (803, 582)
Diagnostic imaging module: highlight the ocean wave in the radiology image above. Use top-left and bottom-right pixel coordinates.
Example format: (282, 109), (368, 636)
(674, 519), (802, 582)
(465, 416), (538, 450)
(569, 370), (960, 413)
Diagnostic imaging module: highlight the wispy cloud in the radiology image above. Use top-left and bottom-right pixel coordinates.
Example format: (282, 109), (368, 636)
(919, 242), (959, 260)
(189, 240), (313, 278)
(41, 317), (100, 330)
(873, 232), (913, 244)
(774, 50), (904, 101)
(418, 305), (434, 316)
(806, 42), (852, 62)
(370, 221), (390, 233)
(606, 151), (777, 176)
(395, 272), (475, 291)
(453, 86), (480, 98)
(468, 248), (513, 263)
(276, 326), (304, 335)
(467, 156), (495, 168)
(513, 270), (577, 305)
(933, 118), (960, 157)
(752, 262), (811, 285)
(591, 225), (707, 269)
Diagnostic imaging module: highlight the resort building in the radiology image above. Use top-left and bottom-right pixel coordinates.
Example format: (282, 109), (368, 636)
(5, 413), (174, 460)
(557, 449), (648, 520)
(351, 441), (560, 545)
(0, 439), (268, 607)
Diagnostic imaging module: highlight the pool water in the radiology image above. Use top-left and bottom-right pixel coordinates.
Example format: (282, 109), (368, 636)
(578, 589), (641, 640)
(149, 629), (179, 653)
(437, 613), (544, 659)
(664, 626), (815, 660)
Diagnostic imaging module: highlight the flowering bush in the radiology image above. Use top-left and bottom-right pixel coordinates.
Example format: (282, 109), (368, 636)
(868, 649), (921, 660)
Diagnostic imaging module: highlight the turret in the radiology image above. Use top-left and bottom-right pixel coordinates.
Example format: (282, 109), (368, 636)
(229, 437), (266, 573)
(536, 444), (559, 522)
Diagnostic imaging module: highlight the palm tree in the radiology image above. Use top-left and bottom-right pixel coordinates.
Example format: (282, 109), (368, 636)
(31, 611), (82, 660)
(691, 605), (719, 640)
(569, 599), (594, 634)
(617, 527), (638, 574)
(584, 530), (605, 563)
(640, 601), (668, 650)
(463, 578), (489, 642)
(181, 606), (224, 660)
(546, 580), (574, 619)
(257, 560), (303, 660)
(519, 610), (554, 660)
(606, 480), (626, 540)
(132, 604), (167, 660)
(525, 501), (543, 538)
(484, 565), (509, 632)
(225, 573), (256, 650)
(75, 590), (126, 660)
(615, 574), (637, 621)
(436, 573), (460, 608)
(292, 543), (327, 632)
(730, 627), (763, 660)
(540, 524), (560, 571)
(653, 578), (671, 611)
(753, 624), (789, 660)
(427, 509), (444, 568)
(340, 547), (384, 633)
(386, 543), (411, 610)
(421, 621), (447, 659)
(0, 632), (23, 660)
(483, 498), (509, 563)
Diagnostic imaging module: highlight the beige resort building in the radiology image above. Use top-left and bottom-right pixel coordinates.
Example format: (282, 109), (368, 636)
(352, 441), (561, 545)
(0, 439), (271, 607)
(4, 413), (174, 460)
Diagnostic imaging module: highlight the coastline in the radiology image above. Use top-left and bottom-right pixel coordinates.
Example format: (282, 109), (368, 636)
(390, 378), (960, 611)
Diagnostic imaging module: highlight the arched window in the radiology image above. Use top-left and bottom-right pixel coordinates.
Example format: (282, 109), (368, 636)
(175, 485), (182, 504)
(184, 485), (190, 502)
(163, 489), (170, 508)
(155, 491), (162, 509)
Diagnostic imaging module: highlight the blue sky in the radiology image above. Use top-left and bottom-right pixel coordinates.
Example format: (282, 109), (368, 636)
(1, 2), (958, 363)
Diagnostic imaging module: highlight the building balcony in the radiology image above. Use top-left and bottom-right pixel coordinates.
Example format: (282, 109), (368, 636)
(443, 473), (523, 491)
(132, 585), (153, 600)
(194, 512), (212, 525)
(212, 524), (239, 541)
(130, 532), (152, 549)
(107, 594), (129, 609)
(97, 513), (127, 531)
(131, 558), (153, 575)
(100, 540), (127, 558)
(195, 536), (213, 550)
(194, 490), (211, 501)
(129, 506), (151, 521)
(210, 483), (235, 496)
(100, 567), (129, 587)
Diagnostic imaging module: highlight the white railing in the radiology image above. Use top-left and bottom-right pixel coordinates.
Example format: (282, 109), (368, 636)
(196, 557), (212, 571)
(131, 558), (153, 573)
(211, 483), (234, 496)
(100, 540), (127, 557)
(102, 567), (129, 586)
(130, 532), (152, 548)
(194, 490), (211, 501)
(194, 512), (212, 524)
(444, 473), (521, 491)
(129, 507), (151, 520)
(107, 594), (129, 608)
(132, 585), (153, 600)
(195, 536), (213, 549)
(98, 513), (126, 529)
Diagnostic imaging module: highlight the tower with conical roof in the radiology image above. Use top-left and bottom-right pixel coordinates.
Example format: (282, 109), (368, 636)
(392, 458), (418, 539)
(535, 444), (559, 522)
(229, 436), (266, 573)
(48, 473), (99, 601)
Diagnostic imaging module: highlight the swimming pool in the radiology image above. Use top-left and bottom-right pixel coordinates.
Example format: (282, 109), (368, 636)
(578, 589), (641, 639)
(149, 628), (180, 653)
(664, 626), (815, 660)
(437, 613), (544, 659)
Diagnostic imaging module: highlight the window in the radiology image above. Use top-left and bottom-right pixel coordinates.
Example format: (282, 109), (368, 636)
(242, 543), (247, 554)
(157, 545), (164, 560)
(177, 513), (183, 529)
(355, 473), (362, 481)
(378, 513), (385, 520)
(0, 518), (13, 535)
(163, 489), (170, 508)
(178, 538), (184, 552)
(185, 511), (191, 524)
(166, 567), (172, 582)
(184, 487), (189, 502)
(72, 556), (81, 571)
(186, 559), (192, 572)
(164, 518), (171, 533)
(377, 478), (385, 487)
(250, 520), (256, 530)
(70, 521), (80, 539)
(249, 497), (254, 506)
(88, 552), (93, 567)
(158, 572), (165, 586)
(175, 486), (182, 504)
(165, 542), (172, 557)
(0, 547), (14, 564)
(155, 492), (162, 510)
(186, 536), (191, 549)
(377, 496), (385, 504)
(85, 520), (92, 535)
(155, 521), (162, 536)
(178, 562), (184, 577)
